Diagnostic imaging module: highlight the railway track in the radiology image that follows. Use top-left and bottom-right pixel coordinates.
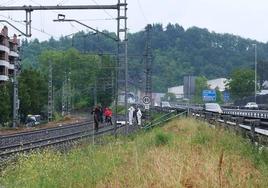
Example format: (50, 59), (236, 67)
(0, 120), (93, 147)
(0, 120), (128, 161)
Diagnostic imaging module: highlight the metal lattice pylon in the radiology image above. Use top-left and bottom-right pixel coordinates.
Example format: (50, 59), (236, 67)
(115, 0), (128, 132)
(48, 62), (53, 121)
(144, 24), (152, 120)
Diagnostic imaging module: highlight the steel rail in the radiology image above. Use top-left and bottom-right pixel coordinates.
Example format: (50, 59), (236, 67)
(0, 123), (93, 151)
(0, 121), (94, 148)
(0, 124), (126, 159)
(0, 120), (91, 138)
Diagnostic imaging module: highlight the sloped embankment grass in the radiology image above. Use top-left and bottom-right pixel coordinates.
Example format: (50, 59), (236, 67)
(1, 118), (267, 187)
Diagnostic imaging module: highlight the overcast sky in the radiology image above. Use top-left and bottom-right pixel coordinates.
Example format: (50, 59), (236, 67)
(0, 0), (267, 42)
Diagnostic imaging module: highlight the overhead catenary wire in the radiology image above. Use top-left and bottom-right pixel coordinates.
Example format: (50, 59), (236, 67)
(91, 0), (114, 19)
(0, 14), (55, 37)
(136, 0), (149, 24)
(0, 0), (18, 6)
(57, 0), (69, 6)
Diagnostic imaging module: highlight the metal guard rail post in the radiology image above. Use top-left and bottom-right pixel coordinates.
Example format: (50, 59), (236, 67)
(143, 111), (187, 130)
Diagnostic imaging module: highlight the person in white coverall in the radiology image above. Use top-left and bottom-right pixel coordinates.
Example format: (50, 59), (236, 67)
(128, 106), (135, 125)
(137, 108), (142, 126)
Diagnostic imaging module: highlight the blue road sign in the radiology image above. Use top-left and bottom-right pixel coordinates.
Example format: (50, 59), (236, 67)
(223, 91), (230, 102)
(202, 90), (216, 102)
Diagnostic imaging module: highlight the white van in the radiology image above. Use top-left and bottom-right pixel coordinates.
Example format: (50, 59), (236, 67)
(161, 101), (171, 108)
(204, 103), (223, 114)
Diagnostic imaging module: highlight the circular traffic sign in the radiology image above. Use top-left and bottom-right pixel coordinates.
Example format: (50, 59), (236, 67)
(142, 96), (151, 104)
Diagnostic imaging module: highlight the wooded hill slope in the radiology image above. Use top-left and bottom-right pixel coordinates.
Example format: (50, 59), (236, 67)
(21, 23), (268, 92)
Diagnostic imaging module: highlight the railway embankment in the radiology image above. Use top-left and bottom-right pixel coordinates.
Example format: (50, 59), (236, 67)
(0, 118), (267, 187)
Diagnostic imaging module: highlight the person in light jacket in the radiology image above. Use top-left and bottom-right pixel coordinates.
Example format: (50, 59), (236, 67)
(128, 106), (135, 125)
(137, 107), (142, 126)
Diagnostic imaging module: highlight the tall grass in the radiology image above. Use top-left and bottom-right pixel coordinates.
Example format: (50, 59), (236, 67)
(1, 118), (267, 187)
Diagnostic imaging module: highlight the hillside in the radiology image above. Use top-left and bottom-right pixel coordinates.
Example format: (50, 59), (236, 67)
(1, 118), (267, 187)
(21, 23), (268, 92)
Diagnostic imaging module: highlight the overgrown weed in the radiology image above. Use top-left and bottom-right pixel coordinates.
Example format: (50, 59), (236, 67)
(1, 118), (267, 187)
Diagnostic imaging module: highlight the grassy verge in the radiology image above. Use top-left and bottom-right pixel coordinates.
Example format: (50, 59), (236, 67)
(1, 118), (267, 187)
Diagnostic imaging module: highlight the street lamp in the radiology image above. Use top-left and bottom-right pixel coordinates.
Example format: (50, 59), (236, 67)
(253, 44), (257, 102)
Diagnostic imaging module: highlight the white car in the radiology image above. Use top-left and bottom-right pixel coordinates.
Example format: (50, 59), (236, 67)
(161, 101), (171, 108)
(204, 103), (223, 114)
(245, 102), (258, 109)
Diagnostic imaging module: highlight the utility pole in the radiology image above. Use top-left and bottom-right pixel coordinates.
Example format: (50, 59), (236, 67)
(0, 4), (120, 37)
(62, 71), (68, 116)
(1, 2), (128, 132)
(115, 0), (128, 133)
(48, 62), (53, 122)
(12, 58), (19, 128)
(94, 79), (97, 106)
(67, 71), (71, 115)
(144, 24), (152, 121)
(254, 44), (257, 103)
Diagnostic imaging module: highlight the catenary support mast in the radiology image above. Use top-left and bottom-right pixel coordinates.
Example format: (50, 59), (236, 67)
(0, 2), (128, 131)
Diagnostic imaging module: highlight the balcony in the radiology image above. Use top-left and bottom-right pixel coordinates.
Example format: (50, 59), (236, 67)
(9, 50), (19, 58)
(0, 65), (8, 81)
(0, 59), (9, 67)
(0, 75), (9, 81)
(0, 44), (9, 53)
(9, 63), (14, 70)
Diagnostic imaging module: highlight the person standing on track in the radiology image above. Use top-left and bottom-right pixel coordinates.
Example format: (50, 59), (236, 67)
(99, 105), (103, 123)
(104, 107), (113, 126)
(128, 105), (135, 125)
(91, 105), (101, 132)
(137, 107), (142, 126)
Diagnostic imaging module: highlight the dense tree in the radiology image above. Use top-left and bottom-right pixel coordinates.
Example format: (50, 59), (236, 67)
(18, 68), (48, 121)
(226, 69), (255, 100)
(258, 60), (268, 89)
(38, 49), (115, 111)
(193, 76), (209, 103)
(0, 83), (12, 126)
(162, 92), (177, 102)
(20, 23), (268, 93)
(215, 87), (223, 104)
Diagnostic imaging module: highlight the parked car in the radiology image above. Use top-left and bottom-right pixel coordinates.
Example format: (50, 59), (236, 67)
(244, 102), (258, 109)
(26, 114), (40, 127)
(203, 103), (223, 114)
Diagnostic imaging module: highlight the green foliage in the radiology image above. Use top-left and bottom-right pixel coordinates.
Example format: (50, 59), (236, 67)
(38, 48), (115, 112)
(215, 87), (224, 104)
(162, 92), (177, 102)
(258, 60), (268, 89)
(226, 68), (255, 100)
(21, 24), (268, 92)
(0, 83), (12, 126)
(154, 131), (172, 146)
(53, 112), (63, 121)
(18, 68), (47, 121)
(1, 118), (268, 187)
(193, 76), (208, 103)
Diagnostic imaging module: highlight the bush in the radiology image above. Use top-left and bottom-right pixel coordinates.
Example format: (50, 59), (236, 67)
(154, 131), (171, 146)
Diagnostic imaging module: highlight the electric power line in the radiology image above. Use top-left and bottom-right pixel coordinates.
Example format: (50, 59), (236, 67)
(57, 0), (69, 6)
(77, 18), (116, 21)
(136, 0), (149, 24)
(0, 14), (55, 37)
(0, 0), (19, 6)
(91, 0), (114, 19)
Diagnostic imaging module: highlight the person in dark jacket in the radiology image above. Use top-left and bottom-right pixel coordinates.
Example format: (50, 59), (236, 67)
(91, 105), (101, 131)
(99, 105), (103, 123)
